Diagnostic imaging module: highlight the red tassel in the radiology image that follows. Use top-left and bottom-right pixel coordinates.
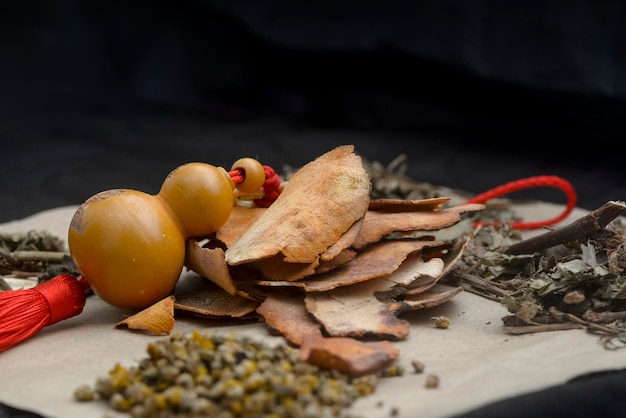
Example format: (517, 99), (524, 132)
(0, 274), (90, 353)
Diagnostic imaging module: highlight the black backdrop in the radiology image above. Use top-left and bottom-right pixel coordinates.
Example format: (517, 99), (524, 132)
(2, 2), (626, 417)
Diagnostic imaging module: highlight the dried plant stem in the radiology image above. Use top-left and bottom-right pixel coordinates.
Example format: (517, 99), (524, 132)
(9, 251), (69, 263)
(582, 310), (626, 323)
(499, 201), (626, 255)
(504, 322), (585, 335)
(453, 271), (508, 299)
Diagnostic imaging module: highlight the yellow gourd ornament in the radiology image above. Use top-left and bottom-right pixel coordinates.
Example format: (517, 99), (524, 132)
(68, 159), (266, 311)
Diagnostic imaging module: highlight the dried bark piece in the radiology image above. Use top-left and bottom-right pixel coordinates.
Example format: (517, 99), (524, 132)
(315, 248), (357, 274)
(404, 232), (473, 296)
(305, 277), (411, 340)
(368, 197), (450, 212)
(216, 206), (266, 248)
(250, 255), (320, 282)
(300, 334), (400, 377)
(255, 239), (446, 291)
(385, 254), (444, 288)
(402, 285), (463, 309)
(439, 232), (473, 278)
(320, 218), (363, 261)
(225, 145), (371, 266)
(174, 285), (260, 319)
(299, 239), (446, 292)
(256, 291), (323, 346)
(247, 222), (365, 282)
(116, 295), (175, 335)
(184, 240), (236, 295)
(352, 203), (485, 249)
(305, 262), (462, 340)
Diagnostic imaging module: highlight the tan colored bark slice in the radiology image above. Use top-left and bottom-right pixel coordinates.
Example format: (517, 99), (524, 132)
(439, 231), (473, 278)
(368, 196), (450, 212)
(225, 145), (371, 266)
(315, 248), (357, 274)
(385, 254), (444, 288)
(320, 218), (363, 261)
(116, 295), (175, 335)
(297, 239), (446, 292)
(184, 240), (237, 295)
(250, 255), (320, 282)
(256, 292), (323, 346)
(300, 334), (400, 377)
(216, 206), (266, 248)
(304, 277), (411, 340)
(304, 264), (463, 340)
(402, 285), (463, 309)
(352, 202), (485, 249)
(403, 232), (473, 296)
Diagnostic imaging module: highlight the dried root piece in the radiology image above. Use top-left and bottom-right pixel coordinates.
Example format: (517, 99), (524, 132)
(116, 295), (176, 335)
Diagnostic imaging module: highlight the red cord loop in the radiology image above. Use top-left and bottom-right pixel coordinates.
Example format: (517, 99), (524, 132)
(466, 175), (577, 230)
(229, 164), (282, 208)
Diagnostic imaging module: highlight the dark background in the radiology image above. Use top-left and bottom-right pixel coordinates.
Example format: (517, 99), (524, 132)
(2, 0), (626, 224)
(2, 2), (626, 417)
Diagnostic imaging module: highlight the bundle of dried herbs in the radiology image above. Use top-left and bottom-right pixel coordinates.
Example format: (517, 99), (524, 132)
(443, 201), (626, 349)
(0, 230), (78, 290)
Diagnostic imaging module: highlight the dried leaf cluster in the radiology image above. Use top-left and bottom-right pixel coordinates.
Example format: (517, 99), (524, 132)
(443, 201), (626, 349)
(0, 230), (77, 290)
(129, 145), (484, 375)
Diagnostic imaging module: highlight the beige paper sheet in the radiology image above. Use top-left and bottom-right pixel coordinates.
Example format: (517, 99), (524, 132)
(0, 203), (624, 418)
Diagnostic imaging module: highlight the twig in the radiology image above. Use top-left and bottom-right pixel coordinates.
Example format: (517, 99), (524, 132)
(504, 322), (585, 334)
(499, 201), (626, 255)
(9, 251), (69, 263)
(452, 271), (509, 299)
(582, 309), (626, 323)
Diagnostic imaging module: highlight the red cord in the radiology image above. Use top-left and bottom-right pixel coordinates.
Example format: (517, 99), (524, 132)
(229, 165), (282, 208)
(466, 175), (577, 230)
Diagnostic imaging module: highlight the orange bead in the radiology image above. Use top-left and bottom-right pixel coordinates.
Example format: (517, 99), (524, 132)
(158, 163), (235, 238)
(231, 157), (266, 194)
(68, 189), (186, 310)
